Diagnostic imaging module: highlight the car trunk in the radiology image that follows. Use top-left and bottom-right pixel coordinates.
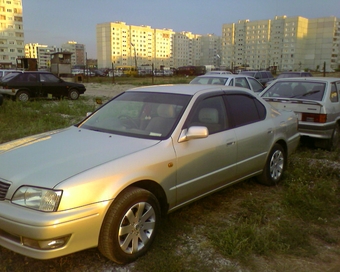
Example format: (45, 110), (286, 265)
(264, 99), (324, 121)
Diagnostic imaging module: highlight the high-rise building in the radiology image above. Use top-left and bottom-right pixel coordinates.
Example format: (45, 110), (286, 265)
(222, 16), (340, 72)
(61, 41), (86, 67)
(0, 0), (24, 68)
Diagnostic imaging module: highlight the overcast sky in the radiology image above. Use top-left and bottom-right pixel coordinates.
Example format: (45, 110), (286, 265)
(22, 0), (340, 59)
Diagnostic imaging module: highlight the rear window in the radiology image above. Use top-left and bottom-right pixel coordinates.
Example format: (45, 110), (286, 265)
(262, 81), (326, 101)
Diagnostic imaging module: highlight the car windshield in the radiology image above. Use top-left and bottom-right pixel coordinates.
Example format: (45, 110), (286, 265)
(190, 76), (228, 85)
(79, 91), (191, 139)
(261, 81), (326, 101)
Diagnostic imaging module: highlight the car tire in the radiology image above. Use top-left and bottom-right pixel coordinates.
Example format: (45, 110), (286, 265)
(326, 123), (340, 151)
(98, 186), (161, 264)
(257, 143), (285, 186)
(68, 88), (79, 100)
(16, 90), (30, 102)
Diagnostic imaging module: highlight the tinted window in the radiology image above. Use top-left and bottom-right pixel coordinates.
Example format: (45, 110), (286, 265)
(261, 72), (268, 78)
(225, 94), (266, 127)
(40, 73), (60, 83)
(14, 73), (38, 82)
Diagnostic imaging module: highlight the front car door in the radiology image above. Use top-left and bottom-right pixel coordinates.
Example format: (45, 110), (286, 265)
(174, 93), (237, 205)
(39, 73), (65, 98)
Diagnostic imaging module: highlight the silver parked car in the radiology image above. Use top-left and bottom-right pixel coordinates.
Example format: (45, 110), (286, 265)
(260, 77), (340, 150)
(190, 74), (264, 93)
(0, 84), (300, 264)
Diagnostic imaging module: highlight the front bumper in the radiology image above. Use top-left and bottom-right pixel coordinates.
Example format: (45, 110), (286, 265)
(0, 199), (112, 259)
(0, 88), (17, 96)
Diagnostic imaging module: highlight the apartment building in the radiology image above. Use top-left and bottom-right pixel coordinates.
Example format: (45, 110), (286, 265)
(0, 0), (24, 68)
(25, 43), (62, 70)
(222, 16), (340, 72)
(96, 21), (174, 69)
(61, 41), (86, 67)
(172, 31), (201, 67)
(97, 21), (224, 70)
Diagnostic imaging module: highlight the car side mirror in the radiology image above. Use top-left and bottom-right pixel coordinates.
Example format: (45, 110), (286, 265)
(178, 126), (209, 142)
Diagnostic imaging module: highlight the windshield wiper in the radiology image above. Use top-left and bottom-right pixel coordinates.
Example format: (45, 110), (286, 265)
(302, 90), (320, 97)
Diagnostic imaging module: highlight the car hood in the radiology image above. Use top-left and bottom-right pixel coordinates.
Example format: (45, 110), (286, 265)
(0, 126), (159, 188)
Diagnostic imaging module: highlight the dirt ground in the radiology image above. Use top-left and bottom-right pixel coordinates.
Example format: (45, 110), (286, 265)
(82, 83), (136, 98)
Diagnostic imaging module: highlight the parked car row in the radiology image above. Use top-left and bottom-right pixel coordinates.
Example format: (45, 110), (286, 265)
(0, 71), (339, 265)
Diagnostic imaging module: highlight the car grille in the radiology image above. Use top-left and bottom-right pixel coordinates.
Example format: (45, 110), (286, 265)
(0, 180), (10, 200)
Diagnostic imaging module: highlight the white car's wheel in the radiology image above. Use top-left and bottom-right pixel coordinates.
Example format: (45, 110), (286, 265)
(98, 187), (160, 264)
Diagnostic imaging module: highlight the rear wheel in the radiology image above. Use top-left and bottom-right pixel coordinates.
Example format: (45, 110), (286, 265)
(257, 143), (285, 186)
(68, 88), (79, 100)
(326, 123), (340, 151)
(98, 187), (161, 264)
(16, 90), (30, 102)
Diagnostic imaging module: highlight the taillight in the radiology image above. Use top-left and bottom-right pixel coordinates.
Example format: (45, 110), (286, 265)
(301, 113), (327, 123)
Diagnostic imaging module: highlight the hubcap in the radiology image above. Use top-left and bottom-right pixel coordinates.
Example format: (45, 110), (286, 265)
(18, 93), (29, 102)
(270, 150), (284, 181)
(118, 202), (156, 254)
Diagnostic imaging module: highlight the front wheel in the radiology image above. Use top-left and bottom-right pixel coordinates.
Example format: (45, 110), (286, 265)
(98, 187), (161, 264)
(68, 88), (79, 100)
(257, 143), (286, 186)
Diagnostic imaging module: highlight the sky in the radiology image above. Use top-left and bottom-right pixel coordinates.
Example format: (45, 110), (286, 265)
(22, 0), (340, 59)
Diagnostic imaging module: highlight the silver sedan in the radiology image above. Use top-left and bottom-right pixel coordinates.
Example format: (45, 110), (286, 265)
(0, 84), (300, 264)
(190, 74), (264, 93)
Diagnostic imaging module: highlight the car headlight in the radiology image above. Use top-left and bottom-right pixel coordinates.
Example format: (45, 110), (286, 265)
(12, 186), (62, 212)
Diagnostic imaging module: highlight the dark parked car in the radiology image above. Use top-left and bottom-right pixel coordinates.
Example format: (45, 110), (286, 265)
(239, 71), (274, 86)
(0, 71), (86, 101)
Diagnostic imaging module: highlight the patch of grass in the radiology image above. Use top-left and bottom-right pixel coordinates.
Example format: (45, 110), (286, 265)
(0, 98), (95, 144)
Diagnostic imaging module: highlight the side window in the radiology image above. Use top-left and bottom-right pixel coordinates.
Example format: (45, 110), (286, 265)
(330, 83), (338, 102)
(261, 72), (268, 79)
(40, 73), (60, 83)
(248, 78), (264, 92)
(225, 94), (266, 127)
(235, 77), (250, 89)
(187, 96), (228, 134)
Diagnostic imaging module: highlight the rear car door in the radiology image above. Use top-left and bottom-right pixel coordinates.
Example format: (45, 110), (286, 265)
(224, 93), (274, 178)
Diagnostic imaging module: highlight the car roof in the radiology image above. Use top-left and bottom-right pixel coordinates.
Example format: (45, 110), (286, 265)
(125, 84), (254, 96)
(14, 71), (52, 74)
(194, 74), (252, 79)
(273, 77), (340, 83)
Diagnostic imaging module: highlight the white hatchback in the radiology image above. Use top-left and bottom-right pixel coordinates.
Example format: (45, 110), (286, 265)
(261, 77), (340, 150)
